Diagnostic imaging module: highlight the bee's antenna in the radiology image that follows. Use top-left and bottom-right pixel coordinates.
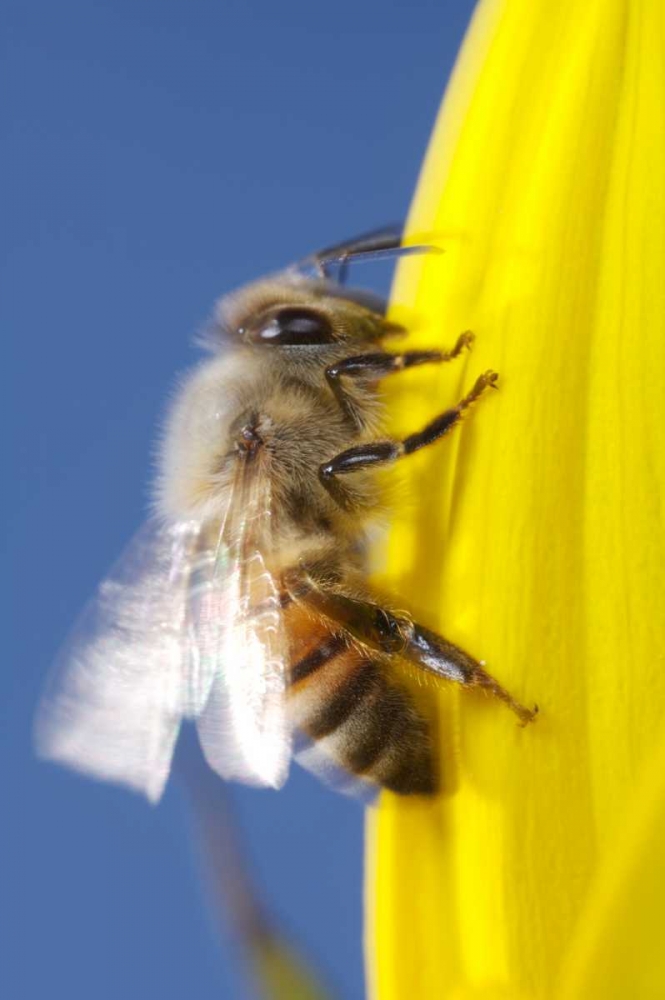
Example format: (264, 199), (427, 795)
(302, 224), (444, 283)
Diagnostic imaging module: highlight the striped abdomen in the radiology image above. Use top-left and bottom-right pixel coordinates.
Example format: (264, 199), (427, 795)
(285, 604), (436, 795)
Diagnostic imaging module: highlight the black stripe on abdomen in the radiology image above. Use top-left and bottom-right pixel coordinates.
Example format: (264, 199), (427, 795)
(339, 669), (436, 793)
(306, 661), (381, 739)
(295, 647), (438, 795)
(290, 633), (347, 685)
(341, 672), (402, 774)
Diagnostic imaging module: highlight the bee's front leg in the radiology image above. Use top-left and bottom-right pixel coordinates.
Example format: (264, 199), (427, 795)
(325, 333), (474, 430)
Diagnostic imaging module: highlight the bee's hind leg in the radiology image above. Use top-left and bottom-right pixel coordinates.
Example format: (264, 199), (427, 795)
(403, 621), (538, 725)
(291, 578), (537, 726)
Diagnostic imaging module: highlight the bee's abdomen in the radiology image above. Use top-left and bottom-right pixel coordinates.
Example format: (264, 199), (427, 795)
(287, 624), (437, 796)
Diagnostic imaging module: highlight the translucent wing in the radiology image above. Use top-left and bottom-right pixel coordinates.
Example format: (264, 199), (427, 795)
(35, 449), (291, 801)
(294, 735), (379, 805)
(193, 450), (291, 789)
(34, 520), (204, 803)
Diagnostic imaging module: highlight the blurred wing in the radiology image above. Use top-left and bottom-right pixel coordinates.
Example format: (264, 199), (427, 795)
(294, 735), (379, 805)
(194, 451), (291, 789)
(34, 519), (203, 803)
(36, 455), (291, 800)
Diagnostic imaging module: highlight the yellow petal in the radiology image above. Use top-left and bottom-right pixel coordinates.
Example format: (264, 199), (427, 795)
(367, 1), (665, 997)
(558, 729), (665, 999)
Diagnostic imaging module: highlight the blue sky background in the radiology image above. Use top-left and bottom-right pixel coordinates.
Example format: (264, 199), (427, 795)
(3, 2), (475, 997)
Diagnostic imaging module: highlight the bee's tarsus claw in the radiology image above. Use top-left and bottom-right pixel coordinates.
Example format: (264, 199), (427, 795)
(516, 702), (539, 727)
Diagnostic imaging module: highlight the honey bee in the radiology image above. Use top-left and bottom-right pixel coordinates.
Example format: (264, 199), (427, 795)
(36, 227), (536, 802)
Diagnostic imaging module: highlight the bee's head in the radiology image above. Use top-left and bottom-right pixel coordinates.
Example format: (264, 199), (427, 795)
(203, 274), (405, 351)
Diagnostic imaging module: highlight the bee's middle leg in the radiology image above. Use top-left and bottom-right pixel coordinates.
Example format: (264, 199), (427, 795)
(319, 369), (498, 510)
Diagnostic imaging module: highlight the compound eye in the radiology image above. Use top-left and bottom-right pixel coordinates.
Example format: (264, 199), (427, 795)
(254, 307), (334, 345)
